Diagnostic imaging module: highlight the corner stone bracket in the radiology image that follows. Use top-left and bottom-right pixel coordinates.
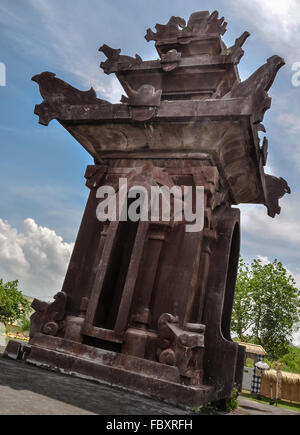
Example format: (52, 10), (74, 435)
(30, 292), (67, 339)
(157, 313), (206, 385)
(99, 44), (143, 75)
(121, 84), (162, 122)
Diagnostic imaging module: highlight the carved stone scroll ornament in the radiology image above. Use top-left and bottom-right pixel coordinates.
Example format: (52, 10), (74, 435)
(145, 11), (227, 43)
(257, 124), (266, 133)
(121, 84), (162, 122)
(32, 72), (111, 125)
(85, 165), (108, 189)
(157, 313), (206, 385)
(265, 175), (291, 218)
(99, 44), (143, 75)
(29, 292), (67, 339)
(222, 55), (285, 124)
(226, 31), (250, 64)
(183, 10), (227, 37)
(160, 49), (182, 72)
(145, 16), (186, 42)
(125, 162), (175, 190)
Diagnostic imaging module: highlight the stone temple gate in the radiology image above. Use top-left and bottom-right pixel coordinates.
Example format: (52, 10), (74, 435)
(5, 10), (290, 408)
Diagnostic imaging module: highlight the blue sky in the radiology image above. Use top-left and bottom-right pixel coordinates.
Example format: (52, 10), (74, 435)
(0, 0), (300, 341)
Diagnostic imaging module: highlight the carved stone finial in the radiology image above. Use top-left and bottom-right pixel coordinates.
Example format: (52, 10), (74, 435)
(122, 84), (162, 107)
(145, 16), (186, 42)
(223, 55), (285, 124)
(32, 72), (110, 125)
(121, 84), (162, 121)
(85, 165), (107, 189)
(29, 292), (68, 340)
(145, 10), (227, 44)
(32, 72), (98, 105)
(265, 175), (291, 218)
(160, 49), (182, 72)
(186, 10), (227, 36)
(99, 44), (143, 75)
(226, 31), (250, 63)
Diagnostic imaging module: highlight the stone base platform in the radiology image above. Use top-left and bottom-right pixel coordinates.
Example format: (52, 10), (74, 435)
(4, 337), (215, 409)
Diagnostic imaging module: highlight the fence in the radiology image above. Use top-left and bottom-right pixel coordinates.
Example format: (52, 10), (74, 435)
(261, 369), (300, 404)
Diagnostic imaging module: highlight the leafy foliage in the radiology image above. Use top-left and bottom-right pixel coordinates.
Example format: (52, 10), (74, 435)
(232, 258), (300, 360)
(0, 279), (31, 326)
(226, 388), (240, 412)
(19, 315), (31, 333)
(278, 346), (300, 374)
(231, 258), (253, 341)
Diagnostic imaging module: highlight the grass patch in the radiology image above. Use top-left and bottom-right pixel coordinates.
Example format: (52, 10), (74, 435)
(241, 391), (300, 413)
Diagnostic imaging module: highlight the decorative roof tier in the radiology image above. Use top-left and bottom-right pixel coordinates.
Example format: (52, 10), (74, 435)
(32, 10), (290, 218)
(145, 11), (228, 57)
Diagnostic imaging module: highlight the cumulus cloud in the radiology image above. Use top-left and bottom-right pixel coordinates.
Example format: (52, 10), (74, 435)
(0, 218), (74, 300)
(229, 0), (300, 64)
(240, 199), (300, 249)
(276, 111), (300, 171)
(30, 0), (124, 103)
(279, 113), (300, 136)
(256, 255), (270, 266)
(1, 0), (124, 103)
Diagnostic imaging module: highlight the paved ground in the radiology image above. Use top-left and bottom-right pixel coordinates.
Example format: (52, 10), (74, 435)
(0, 349), (298, 415)
(233, 396), (299, 416)
(0, 353), (192, 415)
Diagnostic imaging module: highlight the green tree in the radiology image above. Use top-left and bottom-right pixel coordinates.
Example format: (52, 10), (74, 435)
(0, 279), (31, 326)
(231, 258), (253, 341)
(279, 346), (300, 374)
(232, 258), (300, 360)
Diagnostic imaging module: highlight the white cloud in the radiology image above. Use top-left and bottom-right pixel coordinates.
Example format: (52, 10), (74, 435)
(229, 0), (300, 64)
(276, 111), (300, 171)
(256, 255), (270, 266)
(240, 198), (300, 249)
(279, 113), (300, 136)
(26, 0), (125, 103)
(1, 0), (124, 103)
(0, 218), (74, 300)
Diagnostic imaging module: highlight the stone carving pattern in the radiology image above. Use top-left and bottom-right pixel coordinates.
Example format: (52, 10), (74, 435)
(99, 44), (143, 75)
(223, 55), (285, 124)
(32, 72), (110, 125)
(157, 313), (205, 385)
(30, 292), (67, 339)
(145, 11), (227, 43)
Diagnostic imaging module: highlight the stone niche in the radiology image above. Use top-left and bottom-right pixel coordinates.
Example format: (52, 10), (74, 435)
(5, 9), (290, 408)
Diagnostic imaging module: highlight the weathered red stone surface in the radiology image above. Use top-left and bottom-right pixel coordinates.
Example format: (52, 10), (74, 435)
(5, 9), (290, 408)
